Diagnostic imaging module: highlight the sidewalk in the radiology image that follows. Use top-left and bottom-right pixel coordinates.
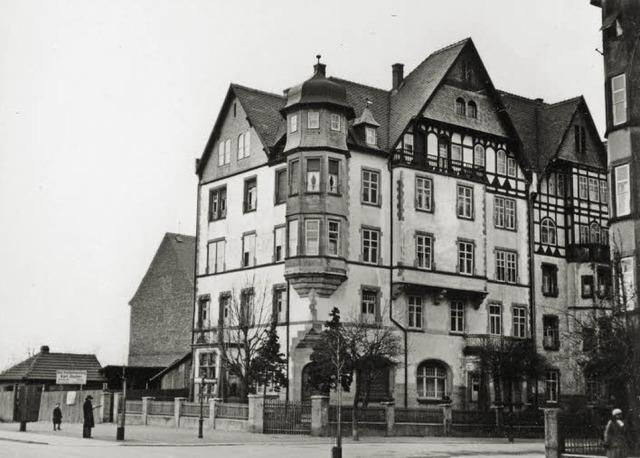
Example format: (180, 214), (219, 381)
(0, 421), (545, 449)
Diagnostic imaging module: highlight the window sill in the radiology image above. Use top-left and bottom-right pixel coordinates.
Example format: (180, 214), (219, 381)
(274, 201), (286, 206)
(305, 190), (322, 195)
(243, 208), (257, 214)
(327, 191), (342, 197)
(542, 292), (559, 298)
(417, 397), (449, 405)
(407, 327), (424, 333)
(449, 331), (465, 337)
(456, 215), (474, 221)
(361, 201), (382, 208)
(543, 346), (560, 352)
(495, 226), (517, 232)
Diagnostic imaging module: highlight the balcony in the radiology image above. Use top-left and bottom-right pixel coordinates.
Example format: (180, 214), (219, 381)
(566, 244), (610, 263)
(463, 334), (532, 356)
(391, 149), (485, 182)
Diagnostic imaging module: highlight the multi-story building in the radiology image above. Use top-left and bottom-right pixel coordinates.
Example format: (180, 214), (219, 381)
(191, 38), (608, 408)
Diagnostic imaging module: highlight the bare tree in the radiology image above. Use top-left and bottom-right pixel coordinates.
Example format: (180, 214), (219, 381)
(217, 276), (272, 402)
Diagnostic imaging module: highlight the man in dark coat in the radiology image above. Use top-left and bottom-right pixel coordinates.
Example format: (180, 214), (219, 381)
(52, 403), (62, 431)
(82, 396), (95, 438)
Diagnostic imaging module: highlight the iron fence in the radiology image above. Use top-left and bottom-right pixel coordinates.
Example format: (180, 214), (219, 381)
(264, 399), (311, 435)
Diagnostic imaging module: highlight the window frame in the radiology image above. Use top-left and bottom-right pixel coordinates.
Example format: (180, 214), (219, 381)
(611, 74), (627, 126)
(330, 114), (341, 132)
(327, 158), (341, 194)
(289, 159), (300, 196)
(361, 168), (381, 206)
(543, 315), (560, 350)
(273, 225), (285, 263)
(541, 263), (558, 297)
(458, 240), (474, 276)
(494, 196), (516, 230)
(207, 239), (225, 274)
(450, 301), (465, 334)
(467, 101), (477, 119)
(308, 111), (320, 129)
(274, 167), (287, 205)
(417, 361), (448, 400)
(288, 219), (299, 257)
(614, 164), (630, 217)
(455, 98), (466, 116)
(290, 114), (298, 133)
(579, 176), (589, 200)
(408, 296), (423, 330)
(360, 287), (380, 322)
(496, 249), (518, 284)
(540, 218), (557, 246)
(507, 157), (517, 177)
(416, 232), (433, 270)
(415, 175), (433, 212)
(327, 219), (341, 257)
(545, 370), (559, 403)
(488, 303), (502, 336)
(456, 185), (474, 220)
(305, 219), (320, 256)
(241, 232), (256, 268)
(512, 306), (527, 339)
(243, 177), (258, 213)
(272, 285), (287, 324)
(196, 295), (211, 330)
(305, 157), (321, 193)
(209, 186), (227, 221)
(496, 150), (506, 175)
(362, 227), (381, 264)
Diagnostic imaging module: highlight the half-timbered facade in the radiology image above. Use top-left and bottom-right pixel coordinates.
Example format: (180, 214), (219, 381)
(192, 38), (608, 409)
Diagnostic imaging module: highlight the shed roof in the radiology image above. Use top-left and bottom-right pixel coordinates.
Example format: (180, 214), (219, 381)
(0, 349), (105, 382)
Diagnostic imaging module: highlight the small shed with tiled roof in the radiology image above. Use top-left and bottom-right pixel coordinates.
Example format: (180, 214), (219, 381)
(0, 346), (105, 391)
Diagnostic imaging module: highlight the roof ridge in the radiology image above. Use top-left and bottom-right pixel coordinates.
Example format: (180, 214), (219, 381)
(23, 353), (41, 379)
(429, 37), (472, 56)
(329, 76), (388, 93)
(497, 89), (542, 104)
(231, 83), (285, 100)
(543, 96), (583, 108)
(165, 232), (195, 240)
(402, 38), (469, 85)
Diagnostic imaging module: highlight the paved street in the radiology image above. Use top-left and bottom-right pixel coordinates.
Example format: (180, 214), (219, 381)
(0, 421), (545, 457)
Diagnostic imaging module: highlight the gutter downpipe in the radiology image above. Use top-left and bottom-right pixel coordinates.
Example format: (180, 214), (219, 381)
(286, 280), (291, 402)
(388, 154), (409, 408)
(190, 175), (202, 402)
(527, 178), (539, 407)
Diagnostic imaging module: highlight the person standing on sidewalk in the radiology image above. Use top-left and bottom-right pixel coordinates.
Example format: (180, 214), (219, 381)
(604, 408), (628, 458)
(52, 403), (62, 431)
(82, 396), (95, 438)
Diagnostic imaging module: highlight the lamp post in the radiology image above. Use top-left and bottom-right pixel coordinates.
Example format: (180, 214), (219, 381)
(332, 333), (342, 458)
(198, 382), (204, 439)
(116, 367), (126, 441)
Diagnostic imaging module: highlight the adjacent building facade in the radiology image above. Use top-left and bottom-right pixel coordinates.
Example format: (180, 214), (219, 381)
(191, 38), (611, 408)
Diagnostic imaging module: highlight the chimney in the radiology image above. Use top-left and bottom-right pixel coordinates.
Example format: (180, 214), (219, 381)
(535, 97), (544, 104)
(392, 63), (404, 90)
(313, 54), (326, 77)
(40, 345), (50, 354)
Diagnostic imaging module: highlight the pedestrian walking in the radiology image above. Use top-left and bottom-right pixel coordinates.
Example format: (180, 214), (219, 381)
(604, 408), (628, 458)
(52, 403), (62, 431)
(82, 395), (95, 438)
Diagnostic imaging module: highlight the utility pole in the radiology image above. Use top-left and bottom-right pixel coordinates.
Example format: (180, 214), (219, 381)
(116, 367), (126, 441)
(333, 331), (342, 458)
(198, 383), (204, 439)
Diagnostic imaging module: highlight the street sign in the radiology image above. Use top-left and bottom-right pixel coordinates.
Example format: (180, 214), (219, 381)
(56, 370), (87, 385)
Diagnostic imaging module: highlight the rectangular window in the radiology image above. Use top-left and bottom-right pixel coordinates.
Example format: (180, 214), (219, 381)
(362, 228), (380, 264)
(328, 159), (340, 193)
(273, 287), (287, 324)
(244, 178), (257, 212)
(362, 169), (380, 205)
(543, 315), (559, 350)
(457, 185), (473, 219)
(218, 142), (224, 166)
(306, 158), (321, 193)
(209, 186), (227, 221)
(588, 178), (599, 202)
(615, 164), (630, 217)
(197, 351), (217, 381)
(512, 307), (527, 338)
(495, 197), (516, 230)
(361, 289), (378, 320)
(196, 297), (210, 329)
(288, 220), (299, 257)
(224, 139), (230, 164)
(308, 111), (320, 129)
(611, 74), (627, 126)
(470, 373), (480, 403)
(415, 176), (433, 211)
(496, 250), (517, 283)
(489, 304), (502, 336)
(458, 241), (474, 275)
(586, 376), (603, 404)
(220, 294), (231, 324)
(274, 226), (285, 262)
(597, 266), (612, 298)
(507, 157), (517, 177)
(557, 174), (565, 197)
(581, 275), (594, 298)
(242, 233), (256, 267)
(542, 264), (558, 297)
(579, 225), (589, 244)
(327, 220), (340, 257)
(450, 301), (464, 333)
(416, 233), (433, 270)
(620, 256), (636, 310)
(207, 240), (225, 274)
(545, 371), (559, 403)
(408, 296), (423, 330)
(289, 160), (300, 195)
(330, 114), (341, 131)
(548, 174), (556, 196)
(239, 288), (254, 326)
(579, 176), (588, 200)
(403, 133), (414, 155)
(305, 219), (320, 255)
(290, 115), (298, 133)
(599, 180), (608, 204)
(366, 127), (377, 146)
(275, 168), (287, 205)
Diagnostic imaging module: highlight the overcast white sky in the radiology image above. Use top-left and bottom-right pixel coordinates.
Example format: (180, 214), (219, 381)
(0, 0), (604, 371)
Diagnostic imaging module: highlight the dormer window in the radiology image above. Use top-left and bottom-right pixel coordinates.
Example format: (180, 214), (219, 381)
(366, 127), (377, 146)
(290, 115), (298, 133)
(467, 101), (477, 119)
(308, 112), (320, 129)
(455, 98), (466, 116)
(574, 125), (586, 154)
(330, 114), (341, 131)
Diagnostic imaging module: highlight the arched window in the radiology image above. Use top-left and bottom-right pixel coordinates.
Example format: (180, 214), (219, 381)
(467, 101), (477, 119)
(455, 98), (466, 116)
(417, 360), (448, 399)
(496, 150), (506, 175)
(541, 218), (557, 246)
(590, 222), (601, 244)
(474, 144), (485, 168)
(237, 133), (245, 159)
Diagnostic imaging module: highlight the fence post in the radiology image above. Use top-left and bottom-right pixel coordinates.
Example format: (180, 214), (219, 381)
(382, 401), (395, 436)
(492, 404), (504, 433)
(211, 398), (223, 430)
(440, 403), (452, 436)
(113, 393), (121, 423)
(311, 395), (329, 436)
(101, 392), (112, 423)
(141, 397), (154, 426)
(248, 394), (264, 433)
(544, 408), (560, 458)
(174, 397), (186, 428)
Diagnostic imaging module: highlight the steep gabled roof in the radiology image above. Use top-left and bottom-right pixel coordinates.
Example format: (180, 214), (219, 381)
(0, 350), (105, 382)
(197, 85), (285, 176)
(389, 38), (469, 149)
(129, 233), (195, 305)
(499, 91), (605, 172)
